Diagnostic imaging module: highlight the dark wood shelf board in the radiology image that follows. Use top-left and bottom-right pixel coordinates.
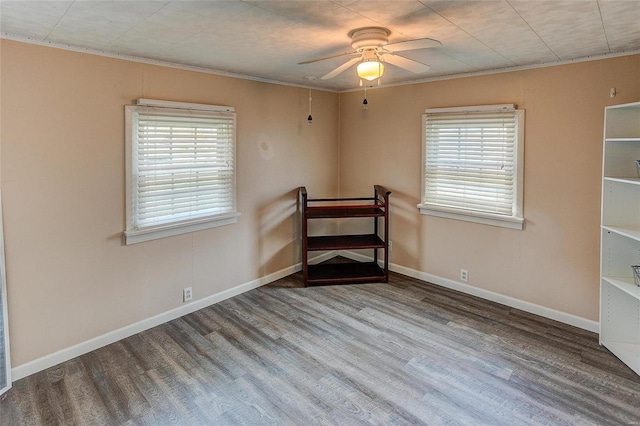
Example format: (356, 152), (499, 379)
(307, 234), (385, 251)
(306, 206), (385, 218)
(307, 262), (386, 285)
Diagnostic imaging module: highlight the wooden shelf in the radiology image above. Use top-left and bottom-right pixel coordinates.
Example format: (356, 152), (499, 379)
(602, 276), (640, 301)
(602, 225), (640, 242)
(307, 234), (385, 251)
(600, 100), (640, 378)
(605, 137), (640, 142)
(300, 186), (391, 286)
(604, 177), (640, 186)
(306, 206), (385, 218)
(307, 262), (386, 285)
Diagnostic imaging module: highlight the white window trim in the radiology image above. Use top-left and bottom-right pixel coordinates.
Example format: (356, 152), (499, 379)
(124, 213), (240, 245)
(417, 104), (525, 230)
(124, 99), (239, 245)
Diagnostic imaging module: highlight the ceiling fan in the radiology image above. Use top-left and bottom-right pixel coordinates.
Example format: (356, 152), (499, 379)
(299, 27), (441, 81)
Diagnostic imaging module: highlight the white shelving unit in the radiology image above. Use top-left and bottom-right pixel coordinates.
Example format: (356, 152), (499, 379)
(599, 100), (640, 376)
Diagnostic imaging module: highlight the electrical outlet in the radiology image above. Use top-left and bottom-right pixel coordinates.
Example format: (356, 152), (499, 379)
(388, 240), (393, 251)
(183, 287), (193, 303)
(460, 269), (468, 283)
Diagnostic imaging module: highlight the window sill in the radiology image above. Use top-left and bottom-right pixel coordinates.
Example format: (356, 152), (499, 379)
(417, 204), (524, 230)
(124, 212), (240, 245)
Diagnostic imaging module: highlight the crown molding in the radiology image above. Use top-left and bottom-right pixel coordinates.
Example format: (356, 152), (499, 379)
(0, 32), (338, 93)
(343, 49), (640, 93)
(3, 32), (639, 94)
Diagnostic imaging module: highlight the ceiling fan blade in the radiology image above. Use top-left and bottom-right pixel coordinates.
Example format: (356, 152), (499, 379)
(298, 51), (358, 65)
(321, 56), (362, 80)
(383, 54), (431, 73)
(385, 38), (441, 52)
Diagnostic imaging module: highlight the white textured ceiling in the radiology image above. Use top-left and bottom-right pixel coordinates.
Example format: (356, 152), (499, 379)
(1, 1), (639, 91)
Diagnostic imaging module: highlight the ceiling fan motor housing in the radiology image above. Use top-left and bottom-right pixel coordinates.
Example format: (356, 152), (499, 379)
(349, 27), (390, 50)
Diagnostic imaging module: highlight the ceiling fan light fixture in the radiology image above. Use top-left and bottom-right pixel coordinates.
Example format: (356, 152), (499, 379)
(357, 60), (384, 81)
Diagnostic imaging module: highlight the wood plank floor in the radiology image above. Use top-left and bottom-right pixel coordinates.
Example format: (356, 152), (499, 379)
(2, 265), (640, 425)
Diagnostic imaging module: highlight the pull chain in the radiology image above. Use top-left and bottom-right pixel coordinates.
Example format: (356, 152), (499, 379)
(307, 89), (313, 126)
(363, 87), (368, 110)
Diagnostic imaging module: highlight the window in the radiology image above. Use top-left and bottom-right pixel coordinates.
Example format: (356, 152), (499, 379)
(124, 99), (239, 244)
(418, 104), (524, 230)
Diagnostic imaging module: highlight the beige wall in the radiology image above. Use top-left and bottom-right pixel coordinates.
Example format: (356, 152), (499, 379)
(339, 55), (640, 322)
(0, 40), (339, 367)
(2, 37), (639, 370)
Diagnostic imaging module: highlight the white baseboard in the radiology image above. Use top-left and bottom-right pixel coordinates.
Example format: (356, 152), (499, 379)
(12, 251), (340, 381)
(308, 251), (338, 265)
(13, 249), (597, 381)
(11, 253), (327, 381)
(340, 250), (599, 333)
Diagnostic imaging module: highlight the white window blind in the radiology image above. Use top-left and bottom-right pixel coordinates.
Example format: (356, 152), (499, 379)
(125, 101), (238, 244)
(419, 105), (524, 229)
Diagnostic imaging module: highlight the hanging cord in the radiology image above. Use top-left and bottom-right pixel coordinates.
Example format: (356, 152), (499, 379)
(307, 89), (313, 126)
(363, 86), (368, 110)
